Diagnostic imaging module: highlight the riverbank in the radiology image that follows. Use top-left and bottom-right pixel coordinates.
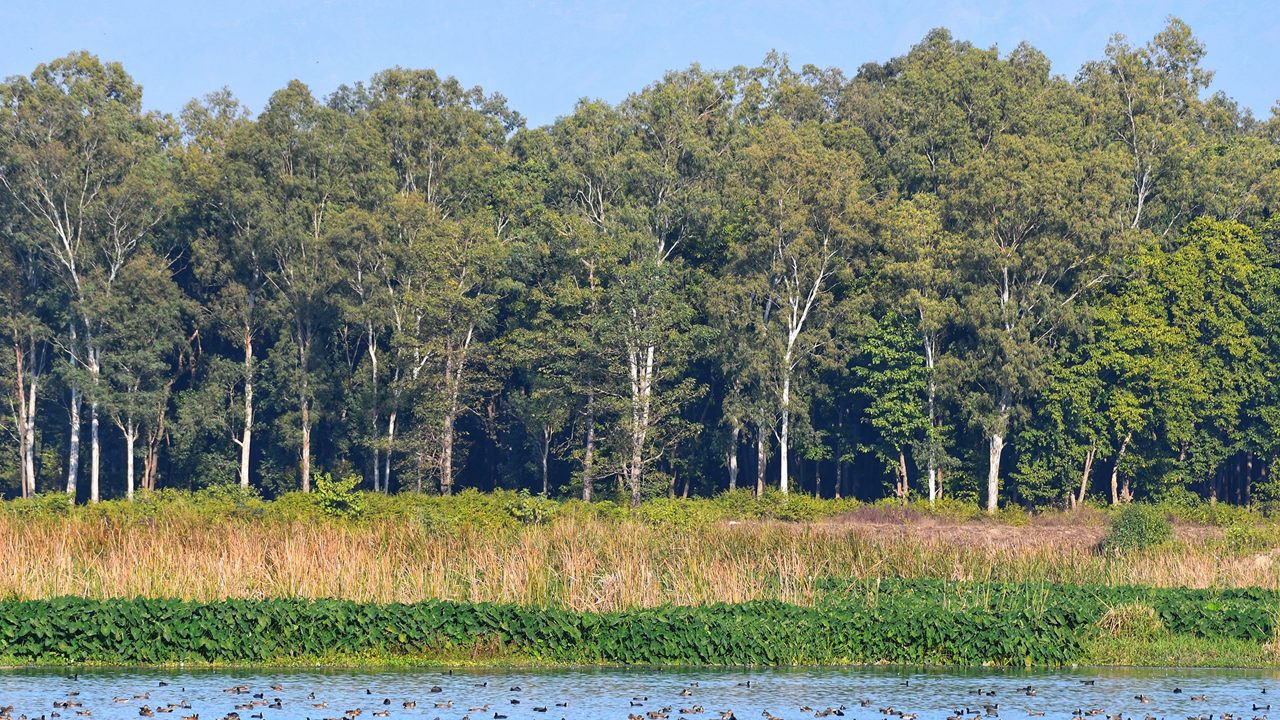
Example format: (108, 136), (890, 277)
(1, 581), (1276, 668)
(1, 489), (1277, 610)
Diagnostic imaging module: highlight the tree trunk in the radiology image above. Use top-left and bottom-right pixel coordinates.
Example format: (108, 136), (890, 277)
(726, 423), (740, 491)
(237, 328), (254, 489)
(625, 343), (655, 507)
(90, 399), (100, 504)
(440, 409), (455, 495)
(986, 432), (1004, 513)
(1110, 433), (1131, 505)
(1075, 445), (1096, 509)
(367, 322), (381, 493)
(922, 326), (939, 505)
(383, 410), (396, 493)
(66, 386), (81, 499)
(124, 416), (136, 501)
(779, 354), (792, 495)
(12, 342), (38, 498)
(540, 425), (551, 496)
(300, 398), (312, 493)
(755, 424), (767, 496)
(581, 392), (595, 501)
(897, 448), (910, 502)
(439, 327), (473, 497)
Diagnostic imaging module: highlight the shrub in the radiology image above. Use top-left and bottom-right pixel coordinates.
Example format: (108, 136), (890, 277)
(311, 473), (364, 518)
(1104, 503), (1172, 554)
(2, 491), (72, 518)
(502, 491), (559, 525)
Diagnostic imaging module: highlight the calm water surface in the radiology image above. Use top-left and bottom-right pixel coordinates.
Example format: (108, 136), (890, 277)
(1, 666), (1277, 720)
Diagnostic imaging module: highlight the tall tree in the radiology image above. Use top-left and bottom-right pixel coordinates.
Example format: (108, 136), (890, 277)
(0, 52), (176, 502)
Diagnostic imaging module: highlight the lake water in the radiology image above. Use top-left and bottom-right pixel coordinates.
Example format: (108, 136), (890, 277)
(1, 666), (1277, 720)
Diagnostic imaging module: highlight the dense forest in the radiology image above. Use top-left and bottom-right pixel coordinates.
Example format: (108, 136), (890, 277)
(2, 19), (1279, 509)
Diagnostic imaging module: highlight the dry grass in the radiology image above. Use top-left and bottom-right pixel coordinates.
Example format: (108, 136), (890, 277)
(2, 508), (1277, 612)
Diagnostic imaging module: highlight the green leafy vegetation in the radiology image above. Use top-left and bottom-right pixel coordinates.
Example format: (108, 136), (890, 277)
(1105, 504), (1174, 554)
(1, 579), (1275, 666)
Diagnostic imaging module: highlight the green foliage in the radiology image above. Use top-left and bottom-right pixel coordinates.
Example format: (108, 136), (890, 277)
(311, 473), (365, 518)
(1, 579), (1273, 666)
(1, 491), (72, 518)
(1104, 504), (1173, 554)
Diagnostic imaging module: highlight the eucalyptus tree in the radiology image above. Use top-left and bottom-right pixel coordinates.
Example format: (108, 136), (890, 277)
(246, 81), (355, 492)
(181, 89), (271, 489)
(733, 116), (864, 494)
(598, 69), (738, 505)
(0, 52), (177, 502)
(93, 251), (187, 498)
(337, 67), (524, 495)
(1077, 18), (1212, 234)
(0, 217), (48, 497)
(874, 196), (959, 503)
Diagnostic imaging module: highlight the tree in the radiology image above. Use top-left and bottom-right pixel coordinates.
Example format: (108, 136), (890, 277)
(182, 89), (271, 490)
(734, 116), (864, 494)
(854, 312), (930, 500)
(0, 52), (176, 502)
(92, 252), (187, 498)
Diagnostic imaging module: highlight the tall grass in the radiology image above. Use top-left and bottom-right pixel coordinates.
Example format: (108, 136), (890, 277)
(0, 490), (1276, 610)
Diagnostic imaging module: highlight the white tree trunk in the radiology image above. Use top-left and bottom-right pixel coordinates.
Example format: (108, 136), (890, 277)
(779, 372), (791, 496)
(727, 423), (740, 491)
(986, 432), (1004, 513)
(66, 386), (81, 499)
(124, 417), (136, 501)
(581, 391), (596, 502)
(24, 373), (37, 496)
(922, 326), (938, 505)
(238, 331), (254, 489)
(755, 424), (767, 496)
(626, 344), (655, 506)
(383, 410), (396, 492)
(90, 398), (100, 504)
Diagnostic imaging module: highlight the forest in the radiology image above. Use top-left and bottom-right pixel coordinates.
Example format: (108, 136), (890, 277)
(2, 18), (1280, 511)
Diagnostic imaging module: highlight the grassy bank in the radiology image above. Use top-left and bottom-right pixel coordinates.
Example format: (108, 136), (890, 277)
(1, 581), (1276, 667)
(0, 489), (1277, 610)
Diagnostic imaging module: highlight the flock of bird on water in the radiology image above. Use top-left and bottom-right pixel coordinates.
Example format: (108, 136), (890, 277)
(0, 677), (1274, 720)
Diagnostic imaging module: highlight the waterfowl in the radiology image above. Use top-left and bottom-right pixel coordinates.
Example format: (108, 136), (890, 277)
(1136, 696), (1151, 704)
(139, 707), (154, 717)
(1081, 681), (1096, 686)
(1192, 696), (1208, 702)
(371, 713), (389, 718)
(400, 703), (414, 710)
(1027, 712), (1044, 718)
(532, 707), (547, 713)
(680, 690), (693, 698)
(1257, 707), (1272, 712)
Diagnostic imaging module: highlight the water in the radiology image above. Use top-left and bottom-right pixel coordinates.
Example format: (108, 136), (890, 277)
(1, 666), (1277, 720)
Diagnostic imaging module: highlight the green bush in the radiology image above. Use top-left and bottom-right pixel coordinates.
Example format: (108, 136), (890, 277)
(1104, 503), (1172, 554)
(1, 491), (72, 518)
(311, 473), (364, 518)
(502, 491), (559, 525)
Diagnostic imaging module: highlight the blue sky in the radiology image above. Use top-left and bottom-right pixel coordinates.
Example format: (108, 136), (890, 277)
(3, 0), (1278, 127)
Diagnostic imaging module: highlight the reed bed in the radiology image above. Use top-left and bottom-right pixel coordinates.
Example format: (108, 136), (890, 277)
(0, 510), (1275, 611)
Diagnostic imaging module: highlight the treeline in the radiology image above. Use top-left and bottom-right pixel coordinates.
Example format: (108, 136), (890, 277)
(3, 19), (1280, 509)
